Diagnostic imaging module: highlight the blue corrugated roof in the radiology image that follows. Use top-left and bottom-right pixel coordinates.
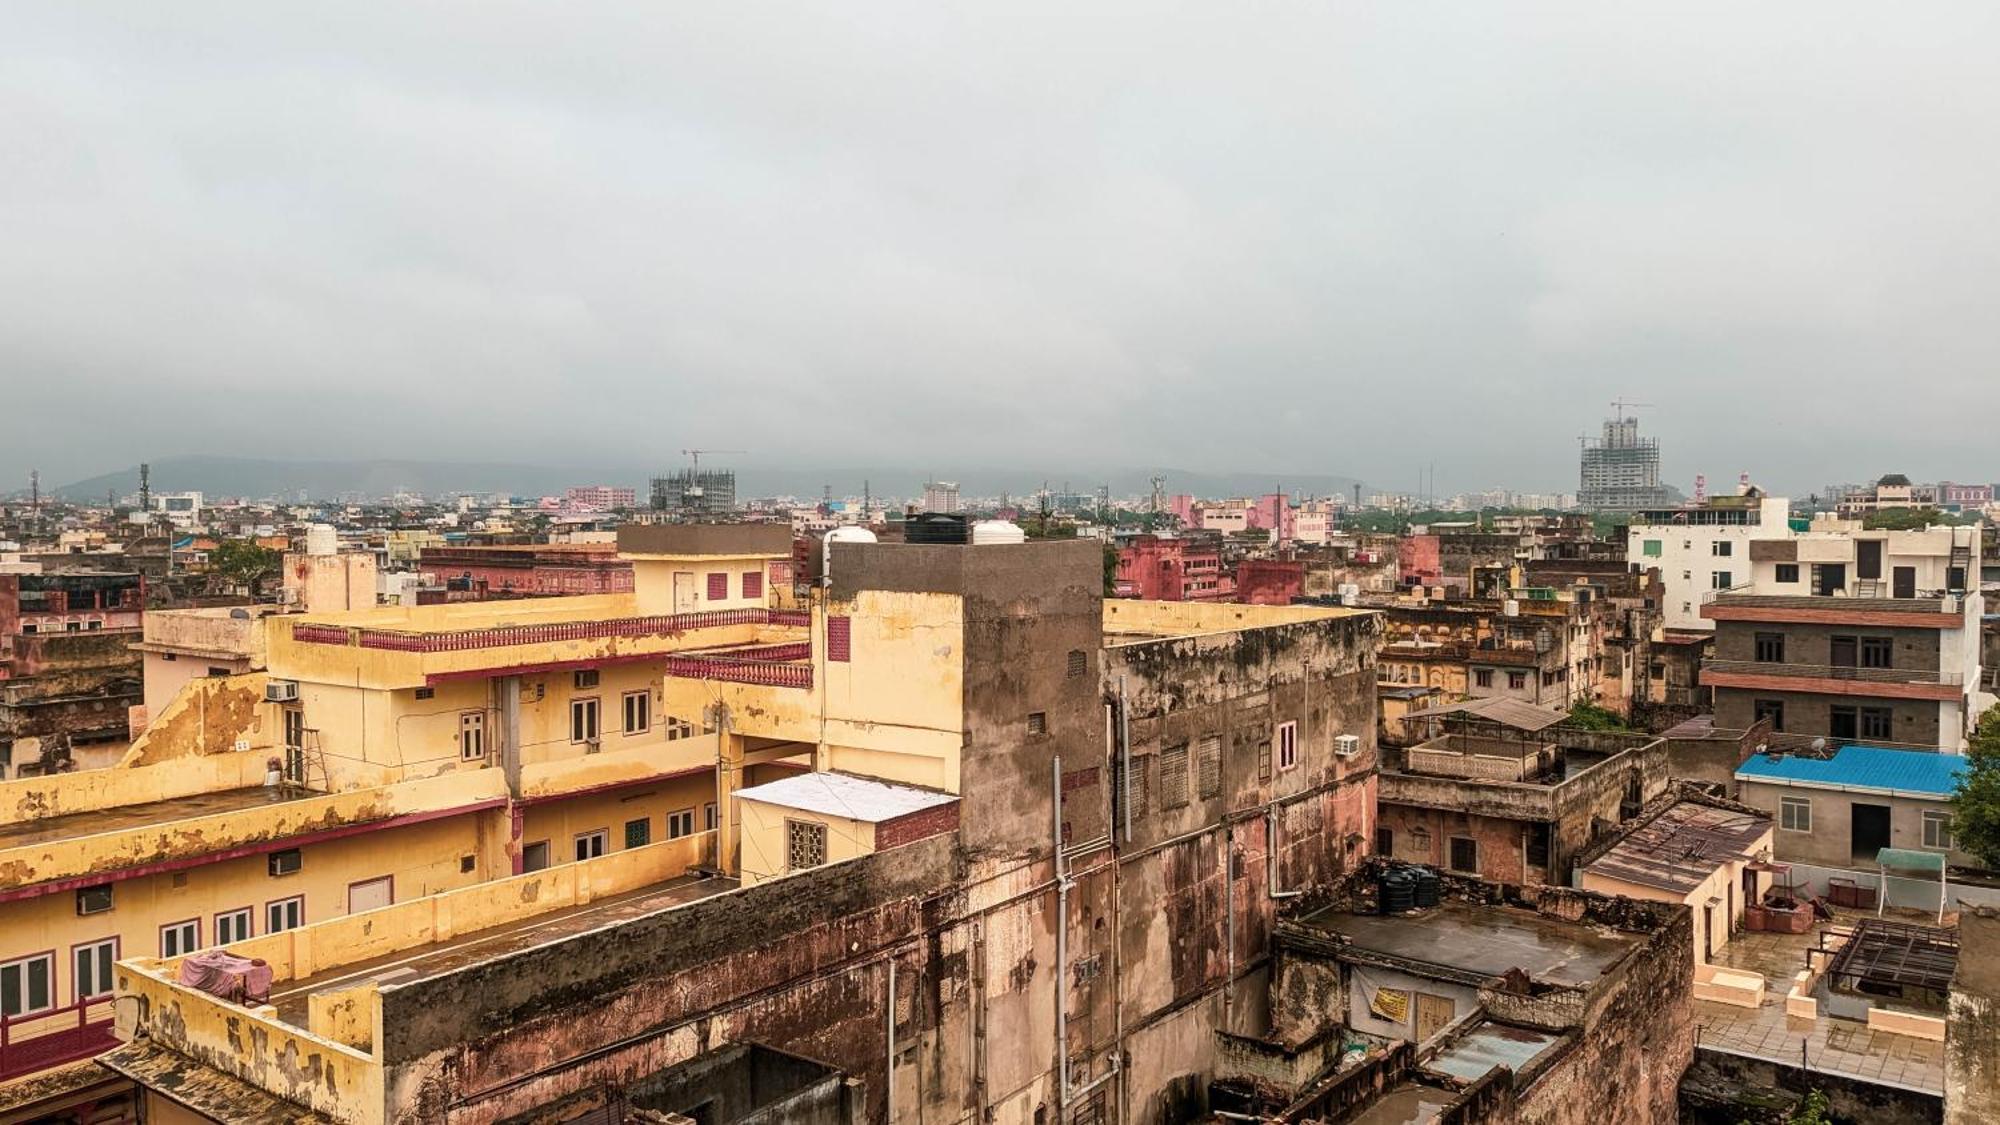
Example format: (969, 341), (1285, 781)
(1735, 745), (1964, 797)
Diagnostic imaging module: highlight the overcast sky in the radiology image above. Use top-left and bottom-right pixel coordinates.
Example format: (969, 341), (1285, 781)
(5, 3), (1997, 496)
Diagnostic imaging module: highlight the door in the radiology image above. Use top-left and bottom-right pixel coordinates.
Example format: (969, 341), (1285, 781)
(672, 572), (697, 613)
(1815, 563), (1845, 597)
(1703, 902), (1717, 959)
(1851, 803), (1892, 864)
(1892, 566), (1917, 599)
(1414, 992), (1455, 1042)
(347, 876), (393, 914)
(1857, 540), (1883, 581)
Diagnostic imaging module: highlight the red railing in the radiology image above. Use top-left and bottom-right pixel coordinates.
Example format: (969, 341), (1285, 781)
(725, 642), (812, 663)
(768, 609), (810, 627)
(292, 607), (802, 652)
(0, 997), (118, 1081)
(664, 656), (813, 689)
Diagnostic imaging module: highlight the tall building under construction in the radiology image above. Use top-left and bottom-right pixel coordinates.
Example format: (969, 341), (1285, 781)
(649, 468), (736, 517)
(1579, 414), (1672, 512)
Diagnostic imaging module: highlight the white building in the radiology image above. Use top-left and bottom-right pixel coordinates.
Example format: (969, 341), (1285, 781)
(921, 480), (961, 514)
(1628, 491), (1792, 632)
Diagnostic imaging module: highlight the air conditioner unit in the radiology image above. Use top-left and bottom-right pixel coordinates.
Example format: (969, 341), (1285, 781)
(575, 670), (600, 690)
(265, 680), (300, 703)
(76, 885), (114, 916)
(584, 736), (602, 755)
(268, 849), (303, 876)
(1334, 734), (1362, 758)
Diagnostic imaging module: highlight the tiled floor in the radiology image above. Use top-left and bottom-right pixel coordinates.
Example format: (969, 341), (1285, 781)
(1693, 917), (1944, 1094)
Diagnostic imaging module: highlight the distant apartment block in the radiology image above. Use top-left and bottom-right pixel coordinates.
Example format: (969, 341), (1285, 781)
(562, 484), (635, 510)
(1579, 414), (1673, 512)
(1113, 534), (1231, 601)
(649, 468), (737, 517)
(919, 479), (960, 513)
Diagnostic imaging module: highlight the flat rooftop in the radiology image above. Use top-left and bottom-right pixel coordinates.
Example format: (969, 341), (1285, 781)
(735, 771), (954, 823)
(1100, 599), (1368, 645)
(1298, 902), (1640, 987)
(1425, 1023), (1562, 1082)
(1345, 1083), (1456, 1125)
(0, 786), (302, 849)
(268, 872), (737, 1028)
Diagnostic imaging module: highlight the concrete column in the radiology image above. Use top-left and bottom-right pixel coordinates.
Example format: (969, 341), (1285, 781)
(497, 675), (523, 799)
(717, 716), (745, 876)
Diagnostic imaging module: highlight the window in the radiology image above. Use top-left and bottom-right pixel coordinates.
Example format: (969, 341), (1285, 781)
(1712, 541), (1733, 557)
(1754, 699), (1785, 731)
(704, 802), (718, 831)
(1160, 743), (1190, 808)
(1507, 672), (1527, 691)
(706, 572), (729, 601)
(570, 697), (600, 743)
(1, 954), (54, 1017)
(414, 687), (434, 700)
(665, 715), (696, 741)
(1027, 712), (1047, 736)
(742, 569), (764, 600)
(1754, 633), (1785, 663)
(574, 669), (599, 689)
(827, 615), (852, 662)
(1448, 836), (1478, 874)
(1775, 563), (1800, 584)
(1642, 540), (1662, 558)
(1860, 637), (1893, 670)
(267, 897), (304, 933)
(624, 817), (651, 848)
(1196, 735), (1222, 799)
(1376, 827), (1393, 856)
(1067, 649), (1087, 678)
(668, 808), (695, 838)
(522, 840), (551, 873)
(574, 830), (608, 861)
(1525, 823), (1552, 869)
(459, 711), (485, 760)
(1830, 706), (1858, 741)
(73, 940), (116, 1001)
(215, 908), (253, 946)
(1711, 571), (1734, 589)
(76, 884), (113, 916)
(160, 920), (200, 958)
(1473, 669), (1494, 688)
(622, 691), (650, 736)
(1924, 811), (1954, 850)
(787, 819), (829, 872)
(1861, 707), (1894, 741)
(1276, 722), (1298, 771)
(1779, 796), (1811, 832)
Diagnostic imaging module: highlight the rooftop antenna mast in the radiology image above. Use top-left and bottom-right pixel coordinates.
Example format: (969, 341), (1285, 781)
(139, 462), (151, 513)
(29, 470), (39, 534)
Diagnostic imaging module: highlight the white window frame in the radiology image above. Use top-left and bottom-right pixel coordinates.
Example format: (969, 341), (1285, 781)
(459, 711), (485, 761)
(570, 697), (601, 743)
(1276, 721), (1299, 771)
(160, 919), (200, 958)
(214, 907), (253, 946)
(73, 939), (117, 1002)
(574, 829), (609, 862)
(266, 896), (305, 934)
(622, 690), (650, 737)
(1779, 796), (1811, 833)
(1, 953), (55, 1018)
(668, 808), (696, 839)
(704, 802), (719, 831)
(1923, 810), (1953, 850)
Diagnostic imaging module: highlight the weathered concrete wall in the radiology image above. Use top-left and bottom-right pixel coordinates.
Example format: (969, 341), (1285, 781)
(1946, 905), (2000, 1125)
(1680, 1049), (1942, 1125)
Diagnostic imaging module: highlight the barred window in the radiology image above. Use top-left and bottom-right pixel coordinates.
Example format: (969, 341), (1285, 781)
(787, 820), (828, 872)
(1160, 743), (1189, 808)
(1067, 649), (1087, 678)
(1196, 735), (1222, 799)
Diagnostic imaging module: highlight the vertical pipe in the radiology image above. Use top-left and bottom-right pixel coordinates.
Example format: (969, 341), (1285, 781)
(1117, 677), (1131, 845)
(886, 956), (897, 1122)
(1223, 827), (1235, 1029)
(1053, 753), (1069, 1106)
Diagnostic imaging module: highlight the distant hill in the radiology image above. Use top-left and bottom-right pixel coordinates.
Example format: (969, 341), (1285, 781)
(55, 456), (1367, 504)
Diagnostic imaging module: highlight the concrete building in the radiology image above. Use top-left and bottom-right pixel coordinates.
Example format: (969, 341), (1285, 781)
(1373, 595), (1596, 712)
(1701, 521), (1984, 749)
(1628, 490), (1792, 632)
(1579, 415), (1673, 513)
(1577, 792), (1774, 966)
(650, 468), (737, 517)
(562, 484), (635, 511)
(416, 543), (635, 599)
(1112, 534), (1230, 601)
(0, 571), (146, 776)
(99, 535), (1386, 1124)
(1734, 745), (1972, 877)
(918, 479), (960, 514)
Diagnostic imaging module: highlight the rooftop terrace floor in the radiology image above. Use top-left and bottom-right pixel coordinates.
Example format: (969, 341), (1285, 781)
(1344, 1082), (1455, 1125)
(0, 786), (302, 848)
(1298, 902), (1639, 987)
(1694, 918), (1944, 1095)
(269, 872), (737, 1027)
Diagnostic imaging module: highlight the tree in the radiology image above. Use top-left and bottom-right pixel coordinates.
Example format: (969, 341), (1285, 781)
(1862, 506), (1976, 531)
(209, 538), (282, 598)
(1952, 709), (2000, 870)
(1566, 700), (1632, 732)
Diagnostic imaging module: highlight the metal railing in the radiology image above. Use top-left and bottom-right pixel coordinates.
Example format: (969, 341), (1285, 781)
(1702, 658), (1962, 687)
(663, 655), (813, 689)
(1702, 587), (1960, 612)
(0, 996), (117, 1081)
(293, 607), (804, 652)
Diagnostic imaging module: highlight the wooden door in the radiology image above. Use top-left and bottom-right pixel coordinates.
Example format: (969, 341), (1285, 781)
(672, 572), (697, 612)
(1415, 992), (1455, 1042)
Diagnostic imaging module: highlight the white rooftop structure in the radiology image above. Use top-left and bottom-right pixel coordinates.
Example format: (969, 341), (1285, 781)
(735, 771), (956, 823)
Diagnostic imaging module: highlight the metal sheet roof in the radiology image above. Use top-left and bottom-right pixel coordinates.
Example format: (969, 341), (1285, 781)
(735, 771), (957, 823)
(1734, 746), (1965, 798)
(1399, 696), (1568, 733)
(1582, 801), (1772, 894)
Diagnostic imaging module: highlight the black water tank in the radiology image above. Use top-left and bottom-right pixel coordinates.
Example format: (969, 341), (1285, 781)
(1379, 868), (1416, 915)
(905, 513), (970, 545)
(1413, 867), (1441, 908)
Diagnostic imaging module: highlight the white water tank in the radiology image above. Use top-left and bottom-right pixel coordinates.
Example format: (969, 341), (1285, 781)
(305, 524), (337, 557)
(970, 520), (1026, 545)
(1337, 582), (1360, 607)
(1503, 599), (1521, 617)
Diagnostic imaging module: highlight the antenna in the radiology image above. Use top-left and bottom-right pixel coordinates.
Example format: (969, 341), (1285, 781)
(29, 470), (40, 533)
(139, 462), (151, 512)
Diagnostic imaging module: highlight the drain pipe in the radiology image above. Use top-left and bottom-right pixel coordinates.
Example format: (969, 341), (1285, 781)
(886, 956), (897, 1122)
(1267, 803), (1304, 900)
(1223, 826), (1235, 1027)
(1117, 677), (1132, 845)
(1053, 753), (1073, 1106)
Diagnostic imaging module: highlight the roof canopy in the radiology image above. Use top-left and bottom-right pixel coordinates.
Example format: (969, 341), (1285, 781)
(1400, 696), (1568, 733)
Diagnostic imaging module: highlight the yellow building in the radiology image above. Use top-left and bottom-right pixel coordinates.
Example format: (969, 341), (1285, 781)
(0, 525), (794, 1121)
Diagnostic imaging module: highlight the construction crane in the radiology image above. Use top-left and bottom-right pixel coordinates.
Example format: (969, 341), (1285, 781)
(1609, 398), (1653, 417)
(681, 449), (745, 470)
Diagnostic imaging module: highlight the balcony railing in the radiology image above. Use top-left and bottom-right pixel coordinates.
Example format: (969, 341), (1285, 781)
(1701, 586), (1961, 613)
(293, 607), (804, 652)
(664, 655), (813, 689)
(0, 996), (117, 1081)
(1702, 658), (1963, 687)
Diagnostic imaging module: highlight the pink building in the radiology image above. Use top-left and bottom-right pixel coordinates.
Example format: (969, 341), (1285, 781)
(563, 485), (637, 510)
(1114, 536), (1231, 602)
(1398, 534), (1442, 588)
(418, 545), (635, 599)
(1234, 559), (1303, 605)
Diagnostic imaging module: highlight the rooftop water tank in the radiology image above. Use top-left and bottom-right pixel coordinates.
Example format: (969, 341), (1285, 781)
(970, 520), (1026, 545)
(818, 526), (878, 580)
(305, 524), (337, 557)
(905, 513), (970, 545)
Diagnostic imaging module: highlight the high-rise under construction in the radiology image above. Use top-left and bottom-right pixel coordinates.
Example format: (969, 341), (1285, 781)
(1579, 415), (1673, 512)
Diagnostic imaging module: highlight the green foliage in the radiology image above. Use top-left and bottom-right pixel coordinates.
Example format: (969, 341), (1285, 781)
(1103, 544), (1120, 597)
(1952, 709), (2000, 870)
(1566, 700), (1633, 732)
(209, 538), (282, 595)
(1861, 507), (1977, 531)
(1784, 1089), (1831, 1125)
